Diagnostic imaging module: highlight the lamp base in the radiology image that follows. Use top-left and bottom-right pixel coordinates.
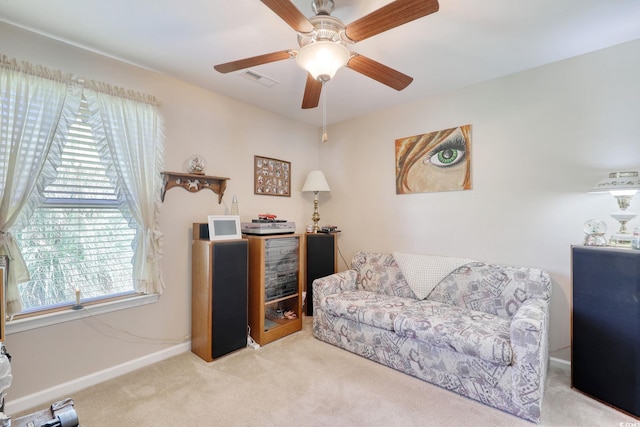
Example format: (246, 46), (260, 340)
(609, 233), (634, 247)
(311, 191), (321, 233)
(610, 208), (636, 232)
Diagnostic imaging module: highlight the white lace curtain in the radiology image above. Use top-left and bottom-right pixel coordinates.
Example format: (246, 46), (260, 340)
(0, 55), (165, 315)
(85, 90), (165, 294)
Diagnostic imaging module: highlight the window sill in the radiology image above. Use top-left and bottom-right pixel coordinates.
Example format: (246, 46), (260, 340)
(5, 293), (159, 335)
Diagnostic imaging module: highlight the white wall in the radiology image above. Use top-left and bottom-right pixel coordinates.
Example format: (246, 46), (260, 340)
(1, 22), (320, 406)
(320, 38), (640, 361)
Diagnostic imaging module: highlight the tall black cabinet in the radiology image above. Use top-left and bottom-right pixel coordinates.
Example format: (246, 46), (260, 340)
(192, 224), (248, 361)
(305, 233), (337, 316)
(571, 245), (640, 418)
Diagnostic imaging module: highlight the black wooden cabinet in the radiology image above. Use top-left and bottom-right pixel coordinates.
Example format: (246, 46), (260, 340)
(305, 233), (337, 316)
(571, 245), (640, 418)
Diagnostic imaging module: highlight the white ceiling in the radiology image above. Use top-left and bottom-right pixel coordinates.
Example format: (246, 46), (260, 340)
(1, 0), (640, 126)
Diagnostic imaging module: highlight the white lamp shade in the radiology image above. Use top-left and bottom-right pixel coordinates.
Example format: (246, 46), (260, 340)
(591, 171), (640, 195)
(296, 41), (350, 82)
(302, 170), (331, 192)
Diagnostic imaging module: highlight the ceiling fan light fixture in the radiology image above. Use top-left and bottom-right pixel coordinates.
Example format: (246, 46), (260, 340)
(296, 41), (349, 82)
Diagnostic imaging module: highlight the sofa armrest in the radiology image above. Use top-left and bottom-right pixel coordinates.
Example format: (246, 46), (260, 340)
(312, 270), (358, 312)
(509, 298), (550, 420)
(510, 298), (548, 350)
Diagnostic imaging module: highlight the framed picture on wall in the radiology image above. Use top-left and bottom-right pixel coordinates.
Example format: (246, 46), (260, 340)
(254, 156), (291, 197)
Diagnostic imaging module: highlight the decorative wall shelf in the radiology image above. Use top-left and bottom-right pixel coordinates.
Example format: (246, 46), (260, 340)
(161, 171), (229, 203)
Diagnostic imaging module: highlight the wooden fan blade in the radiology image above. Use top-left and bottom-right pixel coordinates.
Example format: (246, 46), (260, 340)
(214, 50), (293, 73)
(345, 0), (439, 42)
(347, 54), (413, 91)
(261, 0), (314, 34)
(302, 73), (322, 109)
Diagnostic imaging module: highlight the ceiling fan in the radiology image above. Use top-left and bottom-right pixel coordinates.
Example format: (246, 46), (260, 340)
(214, 0), (440, 109)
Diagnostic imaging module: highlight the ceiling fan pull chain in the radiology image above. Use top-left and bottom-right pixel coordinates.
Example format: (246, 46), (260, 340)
(322, 80), (328, 142)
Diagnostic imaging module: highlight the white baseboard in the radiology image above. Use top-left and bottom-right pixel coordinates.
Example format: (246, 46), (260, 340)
(4, 342), (191, 415)
(550, 356), (571, 370)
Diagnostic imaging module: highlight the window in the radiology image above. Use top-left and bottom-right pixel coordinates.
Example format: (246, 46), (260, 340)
(2, 58), (164, 320)
(14, 97), (137, 313)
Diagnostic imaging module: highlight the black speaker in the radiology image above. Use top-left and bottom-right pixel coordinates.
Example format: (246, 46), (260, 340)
(195, 223), (209, 240)
(305, 233), (336, 316)
(572, 246), (640, 417)
(211, 240), (248, 358)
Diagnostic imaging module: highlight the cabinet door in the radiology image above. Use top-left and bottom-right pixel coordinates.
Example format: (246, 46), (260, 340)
(247, 234), (303, 345)
(572, 246), (640, 417)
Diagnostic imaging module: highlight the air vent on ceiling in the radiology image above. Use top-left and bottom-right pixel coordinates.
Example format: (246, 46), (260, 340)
(239, 70), (279, 88)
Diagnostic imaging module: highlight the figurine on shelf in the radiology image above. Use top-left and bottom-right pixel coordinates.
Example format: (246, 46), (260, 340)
(186, 155), (207, 175)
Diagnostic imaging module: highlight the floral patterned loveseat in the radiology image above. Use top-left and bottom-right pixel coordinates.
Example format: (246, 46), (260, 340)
(312, 252), (552, 422)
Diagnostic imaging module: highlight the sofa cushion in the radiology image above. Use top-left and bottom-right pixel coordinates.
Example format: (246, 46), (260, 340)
(320, 290), (416, 331)
(427, 262), (552, 320)
(392, 252), (474, 299)
(352, 252), (416, 298)
(394, 300), (513, 366)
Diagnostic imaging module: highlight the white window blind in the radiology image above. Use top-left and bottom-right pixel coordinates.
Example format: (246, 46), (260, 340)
(15, 97), (136, 312)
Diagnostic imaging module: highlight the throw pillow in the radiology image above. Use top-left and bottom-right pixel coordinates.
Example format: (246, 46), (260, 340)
(392, 252), (475, 300)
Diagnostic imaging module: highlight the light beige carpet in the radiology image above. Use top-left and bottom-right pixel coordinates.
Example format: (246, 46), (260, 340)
(20, 318), (638, 426)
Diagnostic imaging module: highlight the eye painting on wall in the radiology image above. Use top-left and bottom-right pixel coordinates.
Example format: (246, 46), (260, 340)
(395, 124), (472, 194)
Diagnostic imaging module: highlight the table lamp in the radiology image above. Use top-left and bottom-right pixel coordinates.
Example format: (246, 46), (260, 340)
(302, 171), (331, 233)
(591, 171), (640, 246)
